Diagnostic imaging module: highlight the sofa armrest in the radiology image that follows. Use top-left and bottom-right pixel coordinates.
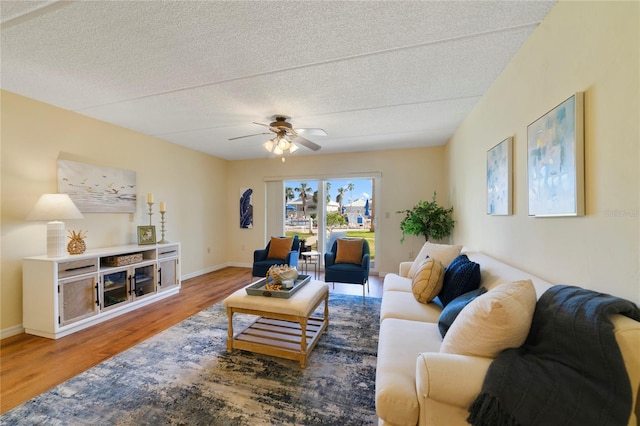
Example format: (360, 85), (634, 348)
(362, 253), (370, 272)
(254, 248), (268, 262)
(416, 352), (492, 409)
(399, 261), (413, 277)
(286, 250), (299, 269)
(324, 252), (336, 267)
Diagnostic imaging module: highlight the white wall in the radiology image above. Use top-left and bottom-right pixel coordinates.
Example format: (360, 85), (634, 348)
(447, 1), (639, 304)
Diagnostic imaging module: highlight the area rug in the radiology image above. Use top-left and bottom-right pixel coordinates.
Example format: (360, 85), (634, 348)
(1, 293), (381, 425)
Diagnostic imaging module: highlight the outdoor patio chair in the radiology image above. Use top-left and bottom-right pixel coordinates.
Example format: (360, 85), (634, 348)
(324, 238), (370, 302)
(252, 236), (300, 277)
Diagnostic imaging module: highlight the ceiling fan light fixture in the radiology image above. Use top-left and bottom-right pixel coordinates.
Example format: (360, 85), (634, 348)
(263, 139), (275, 152)
(276, 135), (289, 150)
(233, 116), (323, 160)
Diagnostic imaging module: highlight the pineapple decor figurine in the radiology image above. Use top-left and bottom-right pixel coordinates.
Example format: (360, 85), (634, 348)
(67, 229), (87, 255)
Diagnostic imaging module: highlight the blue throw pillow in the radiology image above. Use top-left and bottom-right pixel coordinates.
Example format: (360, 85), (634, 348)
(438, 287), (487, 337)
(438, 254), (481, 307)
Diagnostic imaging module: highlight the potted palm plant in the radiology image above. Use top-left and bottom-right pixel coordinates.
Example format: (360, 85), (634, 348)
(397, 192), (455, 242)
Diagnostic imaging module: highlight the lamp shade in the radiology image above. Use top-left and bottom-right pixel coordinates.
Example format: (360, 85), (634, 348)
(27, 194), (84, 221)
(28, 194), (84, 257)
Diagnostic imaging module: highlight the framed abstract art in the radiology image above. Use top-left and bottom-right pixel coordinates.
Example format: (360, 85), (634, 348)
(487, 137), (513, 216)
(240, 187), (253, 229)
(527, 93), (584, 217)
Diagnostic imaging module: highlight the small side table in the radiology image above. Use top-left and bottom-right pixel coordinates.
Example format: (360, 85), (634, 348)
(301, 250), (320, 279)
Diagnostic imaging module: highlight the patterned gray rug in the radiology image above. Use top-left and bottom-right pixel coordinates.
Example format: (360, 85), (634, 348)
(2, 293), (380, 425)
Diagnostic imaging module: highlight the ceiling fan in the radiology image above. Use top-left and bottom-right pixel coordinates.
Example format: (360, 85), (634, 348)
(229, 116), (326, 155)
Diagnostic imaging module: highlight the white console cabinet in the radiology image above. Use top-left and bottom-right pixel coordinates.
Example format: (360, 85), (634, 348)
(23, 243), (180, 339)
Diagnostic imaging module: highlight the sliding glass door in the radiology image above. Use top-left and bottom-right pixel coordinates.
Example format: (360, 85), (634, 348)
(282, 177), (376, 269)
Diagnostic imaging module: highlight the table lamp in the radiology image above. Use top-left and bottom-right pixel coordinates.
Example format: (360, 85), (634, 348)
(27, 194), (84, 257)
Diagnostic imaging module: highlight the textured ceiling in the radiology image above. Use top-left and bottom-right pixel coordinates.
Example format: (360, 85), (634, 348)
(1, 1), (556, 160)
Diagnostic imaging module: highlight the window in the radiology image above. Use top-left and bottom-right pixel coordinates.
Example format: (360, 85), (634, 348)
(283, 177), (376, 268)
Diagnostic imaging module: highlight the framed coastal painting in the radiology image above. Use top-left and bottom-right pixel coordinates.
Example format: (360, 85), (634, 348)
(527, 92), (584, 217)
(58, 160), (137, 213)
(487, 137), (513, 215)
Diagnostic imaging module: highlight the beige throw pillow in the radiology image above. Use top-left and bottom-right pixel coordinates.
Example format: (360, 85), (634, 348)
(267, 237), (293, 260)
(411, 258), (445, 303)
(440, 279), (537, 358)
(335, 238), (364, 264)
(407, 242), (463, 279)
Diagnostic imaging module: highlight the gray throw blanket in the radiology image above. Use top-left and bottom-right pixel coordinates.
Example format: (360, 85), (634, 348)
(468, 285), (640, 426)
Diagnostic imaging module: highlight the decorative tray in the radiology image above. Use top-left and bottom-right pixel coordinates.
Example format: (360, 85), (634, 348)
(246, 275), (311, 298)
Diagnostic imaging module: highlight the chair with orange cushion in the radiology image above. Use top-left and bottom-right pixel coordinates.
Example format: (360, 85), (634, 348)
(252, 236), (300, 277)
(324, 238), (370, 301)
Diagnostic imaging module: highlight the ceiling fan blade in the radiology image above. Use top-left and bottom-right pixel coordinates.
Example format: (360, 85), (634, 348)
(296, 128), (327, 137)
(283, 127), (297, 137)
(294, 136), (322, 151)
(228, 132), (272, 141)
(252, 122), (270, 127)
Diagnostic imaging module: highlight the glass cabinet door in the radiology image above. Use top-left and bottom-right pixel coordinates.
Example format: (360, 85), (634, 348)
(102, 270), (129, 310)
(132, 264), (156, 299)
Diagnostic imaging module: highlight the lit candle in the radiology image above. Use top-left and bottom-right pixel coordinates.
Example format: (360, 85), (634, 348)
(160, 201), (166, 212)
(147, 193), (153, 203)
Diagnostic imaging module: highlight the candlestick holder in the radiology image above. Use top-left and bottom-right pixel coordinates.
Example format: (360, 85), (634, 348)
(158, 211), (167, 244)
(147, 202), (154, 226)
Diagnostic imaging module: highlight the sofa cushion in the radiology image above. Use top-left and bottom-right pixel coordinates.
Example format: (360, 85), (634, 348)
(383, 273), (413, 293)
(438, 287), (487, 338)
(335, 238), (363, 264)
(377, 318), (443, 426)
(463, 251), (554, 297)
(411, 258), (445, 303)
(440, 279), (536, 358)
(438, 254), (481, 307)
(380, 290), (442, 323)
(407, 242), (463, 279)
(267, 236), (293, 260)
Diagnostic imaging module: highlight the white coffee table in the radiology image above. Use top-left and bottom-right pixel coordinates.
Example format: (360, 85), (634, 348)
(223, 280), (329, 368)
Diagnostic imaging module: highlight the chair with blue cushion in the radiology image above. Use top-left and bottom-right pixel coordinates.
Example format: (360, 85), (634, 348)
(324, 238), (370, 301)
(252, 236), (300, 277)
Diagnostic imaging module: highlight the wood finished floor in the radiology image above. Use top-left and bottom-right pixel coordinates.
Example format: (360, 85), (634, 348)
(0, 267), (383, 414)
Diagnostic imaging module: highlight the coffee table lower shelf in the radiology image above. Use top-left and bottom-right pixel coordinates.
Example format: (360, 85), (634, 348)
(224, 280), (329, 368)
(230, 316), (327, 368)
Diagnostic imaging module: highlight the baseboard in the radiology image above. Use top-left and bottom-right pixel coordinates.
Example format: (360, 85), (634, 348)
(181, 262), (251, 280)
(181, 263), (382, 280)
(226, 262), (252, 269)
(1, 323), (25, 339)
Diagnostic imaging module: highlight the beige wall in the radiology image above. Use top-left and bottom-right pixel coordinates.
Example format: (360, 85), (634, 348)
(4, 0), (637, 336)
(226, 147), (448, 275)
(1, 91), (229, 333)
(1, 90), (447, 334)
(447, 1), (640, 304)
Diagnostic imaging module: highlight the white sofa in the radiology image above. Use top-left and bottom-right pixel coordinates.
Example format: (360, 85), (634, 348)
(375, 249), (640, 426)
